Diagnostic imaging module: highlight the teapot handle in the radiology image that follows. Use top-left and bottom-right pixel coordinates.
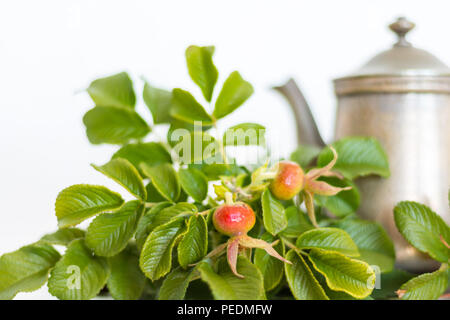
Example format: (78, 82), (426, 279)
(274, 78), (325, 147)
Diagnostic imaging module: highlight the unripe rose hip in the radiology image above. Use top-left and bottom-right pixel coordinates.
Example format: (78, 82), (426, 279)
(213, 202), (256, 237)
(269, 160), (304, 200)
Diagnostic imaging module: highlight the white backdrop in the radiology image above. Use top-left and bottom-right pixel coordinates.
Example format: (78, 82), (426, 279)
(1, 0), (449, 299)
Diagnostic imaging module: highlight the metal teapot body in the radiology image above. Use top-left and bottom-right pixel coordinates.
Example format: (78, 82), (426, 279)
(276, 18), (450, 272)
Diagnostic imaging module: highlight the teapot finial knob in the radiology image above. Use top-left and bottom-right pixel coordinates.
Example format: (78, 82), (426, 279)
(389, 17), (415, 47)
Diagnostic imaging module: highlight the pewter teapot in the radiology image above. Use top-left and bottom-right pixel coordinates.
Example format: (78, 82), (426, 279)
(276, 17), (450, 272)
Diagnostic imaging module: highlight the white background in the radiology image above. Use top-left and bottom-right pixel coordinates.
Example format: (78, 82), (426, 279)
(1, 0), (449, 299)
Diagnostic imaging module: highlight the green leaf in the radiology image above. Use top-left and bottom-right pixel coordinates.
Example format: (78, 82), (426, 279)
(92, 158), (146, 200)
(83, 106), (150, 145)
(140, 163), (180, 202)
(87, 72), (136, 109)
(223, 123), (266, 146)
(85, 201), (144, 257)
(213, 71), (254, 119)
(261, 189), (287, 236)
(334, 219), (395, 272)
(280, 206), (314, 238)
(178, 215), (208, 268)
(55, 184), (124, 228)
(315, 178), (360, 217)
(159, 266), (196, 300)
(317, 137), (390, 180)
(0, 243), (61, 300)
(371, 269), (414, 299)
(112, 142), (172, 176)
(254, 233), (284, 291)
(40, 228), (85, 246)
(135, 202), (172, 250)
(198, 256), (265, 300)
(181, 131), (222, 165)
(48, 239), (109, 300)
(178, 168), (208, 202)
(296, 227), (359, 257)
(143, 82), (172, 124)
(189, 162), (243, 181)
(290, 145), (321, 167)
(308, 248), (375, 299)
(394, 201), (450, 263)
(140, 217), (186, 280)
(146, 182), (169, 202)
(149, 202), (198, 234)
(170, 89), (213, 125)
(107, 245), (145, 300)
(167, 118), (212, 147)
(284, 250), (328, 300)
(398, 269), (448, 300)
(185, 45), (218, 102)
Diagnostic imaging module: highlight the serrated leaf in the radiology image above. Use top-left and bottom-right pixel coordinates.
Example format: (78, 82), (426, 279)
(317, 137), (390, 180)
(55, 184), (124, 228)
(315, 178), (360, 217)
(394, 201), (450, 263)
(178, 168), (208, 202)
(290, 145), (321, 168)
(178, 215), (208, 268)
(150, 203), (198, 234)
(85, 201), (143, 257)
(334, 219), (395, 272)
(223, 123), (266, 146)
(280, 206), (314, 238)
(284, 250), (328, 300)
(0, 243), (61, 300)
(308, 248), (375, 299)
(140, 217), (186, 280)
(213, 71), (253, 119)
(145, 182), (168, 202)
(48, 239), (109, 300)
(159, 266), (196, 300)
(185, 45), (218, 102)
(92, 158), (146, 200)
(398, 269), (448, 300)
(87, 72), (136, 109)
(107, 245), (145, 300)
(135, 202), (172, 250)
(254, 233), (284, 291)
(198, 256), (265, 300)
(261, 189), (287, 236)
(143, 82), (172, 124)
(112, 142), (172, 177)
(296, 227), (359, 257)
(140, 163), (180, 202)
(170, 89), (213, 125)
(40, 228), (85, 246)
(83, 106), (150, 145)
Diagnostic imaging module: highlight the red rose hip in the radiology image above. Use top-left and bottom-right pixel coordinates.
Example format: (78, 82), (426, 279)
(269, 160), (304, 200)
(213, 202), (256, 237)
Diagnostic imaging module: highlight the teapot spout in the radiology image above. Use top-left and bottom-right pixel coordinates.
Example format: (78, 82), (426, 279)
(274, 78), (325, 147)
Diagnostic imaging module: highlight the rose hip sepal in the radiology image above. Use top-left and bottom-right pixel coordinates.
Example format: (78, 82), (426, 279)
(302, 146), (351, 227)
(210, 200), (291, 278)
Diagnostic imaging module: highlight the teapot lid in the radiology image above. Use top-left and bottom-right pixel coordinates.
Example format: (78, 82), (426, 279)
(334, 17), (450, 95)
